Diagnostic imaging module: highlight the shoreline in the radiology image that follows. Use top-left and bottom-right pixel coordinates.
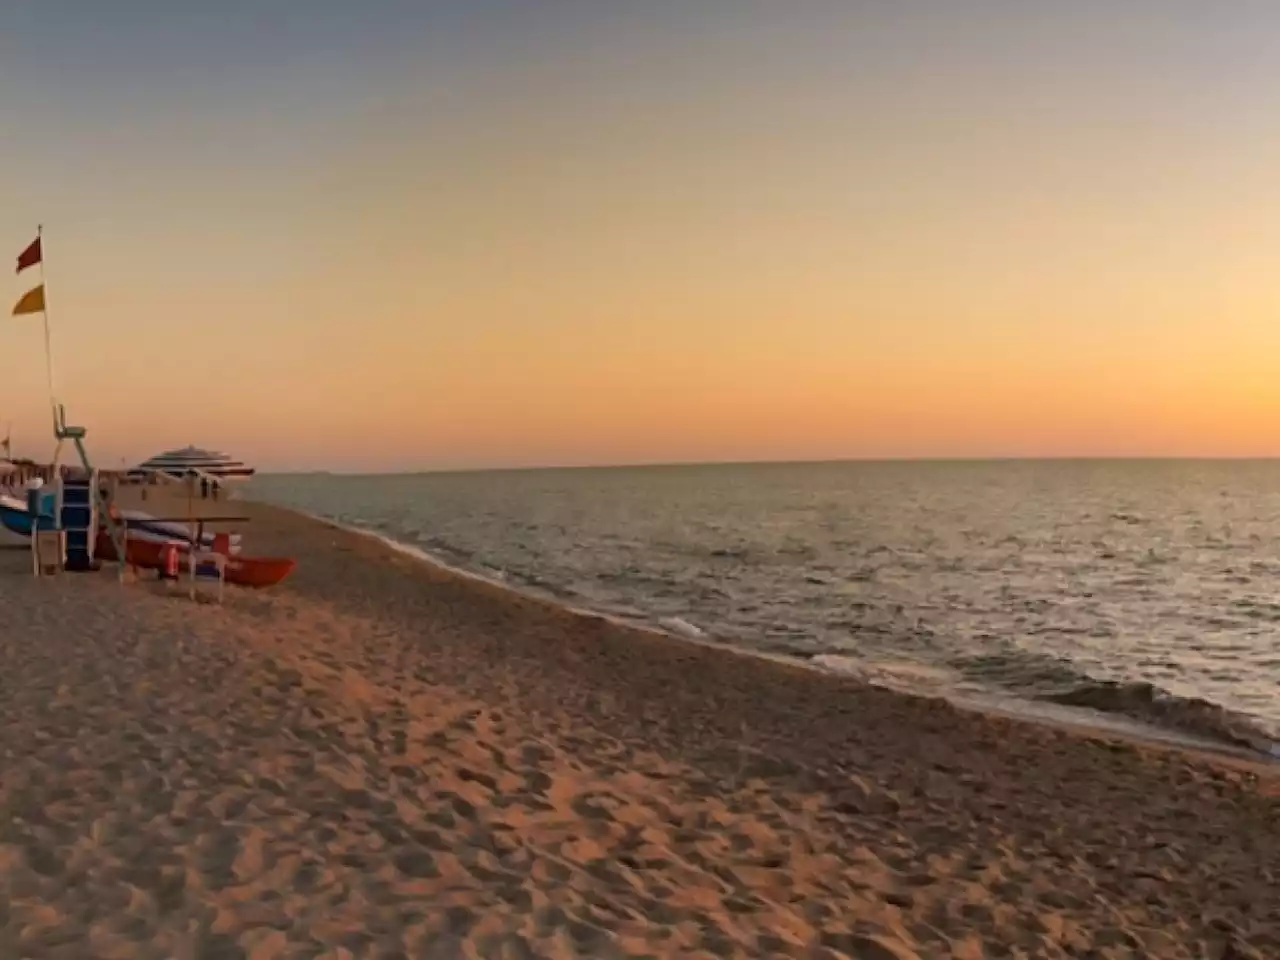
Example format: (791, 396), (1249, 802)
(273, 500), (1280, 770)
(0, 503), (1276, 956)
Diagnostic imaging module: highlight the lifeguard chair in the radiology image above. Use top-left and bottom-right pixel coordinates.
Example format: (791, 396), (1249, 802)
(51, 404), (126, 571)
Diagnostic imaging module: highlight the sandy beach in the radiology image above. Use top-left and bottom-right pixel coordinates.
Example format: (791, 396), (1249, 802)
(0, 503), (1275, 959)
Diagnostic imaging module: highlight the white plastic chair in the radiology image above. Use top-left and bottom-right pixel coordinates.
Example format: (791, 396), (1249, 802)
(188, 532), (231, 603)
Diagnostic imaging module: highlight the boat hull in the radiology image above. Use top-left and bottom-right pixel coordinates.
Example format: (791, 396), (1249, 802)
(1, 493), (241, 550)
(116, 511), (242, 553)
(0, 495), (59, 537)
(95, 532), (296, 588)
(1, 504), (35, 537)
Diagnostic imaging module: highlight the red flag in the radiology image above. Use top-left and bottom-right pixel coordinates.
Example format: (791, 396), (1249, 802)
(16, 236), (41, 274)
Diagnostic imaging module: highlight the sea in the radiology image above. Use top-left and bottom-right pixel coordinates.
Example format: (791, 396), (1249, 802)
(249, 460), (1280, 758)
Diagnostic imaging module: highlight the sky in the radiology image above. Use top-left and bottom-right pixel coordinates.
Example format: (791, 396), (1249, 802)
(5, 2), (1280, 471)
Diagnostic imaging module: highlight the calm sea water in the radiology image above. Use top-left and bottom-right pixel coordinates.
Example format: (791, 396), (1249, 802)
(250, 461), (1280, 754)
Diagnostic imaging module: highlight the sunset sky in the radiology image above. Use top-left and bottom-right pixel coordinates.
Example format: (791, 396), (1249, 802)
(5, 2), (1280, 471)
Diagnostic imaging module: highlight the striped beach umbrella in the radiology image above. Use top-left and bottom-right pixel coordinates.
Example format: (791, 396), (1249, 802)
(128, 446), (255, 482)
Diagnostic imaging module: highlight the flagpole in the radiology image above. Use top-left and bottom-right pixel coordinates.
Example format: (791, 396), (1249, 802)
(35, 224), (57, 421)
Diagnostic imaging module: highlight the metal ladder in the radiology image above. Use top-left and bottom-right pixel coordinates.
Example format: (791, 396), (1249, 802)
(52, 404), (126, 570)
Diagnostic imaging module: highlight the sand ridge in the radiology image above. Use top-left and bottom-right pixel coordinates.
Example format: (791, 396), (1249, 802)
(0, 508), (1275, 957)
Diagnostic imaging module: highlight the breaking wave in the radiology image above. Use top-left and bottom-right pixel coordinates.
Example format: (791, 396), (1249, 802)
(1036, 680), (1279, 757)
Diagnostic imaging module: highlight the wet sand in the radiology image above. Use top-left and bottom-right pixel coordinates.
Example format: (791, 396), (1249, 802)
(0, 503), (1275, 958)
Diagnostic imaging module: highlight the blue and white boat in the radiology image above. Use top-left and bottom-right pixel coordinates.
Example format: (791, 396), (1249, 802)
(0, 486), (240, 551)
(118, 511), (242, 552)
(0, 488), (60, 536)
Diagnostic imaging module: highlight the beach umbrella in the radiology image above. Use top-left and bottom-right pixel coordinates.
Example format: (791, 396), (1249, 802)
(128, 446), (255, 482)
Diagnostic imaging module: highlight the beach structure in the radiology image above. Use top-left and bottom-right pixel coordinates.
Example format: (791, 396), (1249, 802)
(53, 407), (126, 570)
(6, 227), (296, 589)
(128, 446), (255, 484)
(102, 468), (294, 589)
(10, 228), (127, 568)
(61, 469), (98, 571)
(0, 463), (298, 589)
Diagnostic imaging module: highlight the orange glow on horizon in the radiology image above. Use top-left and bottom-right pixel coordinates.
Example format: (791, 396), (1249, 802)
(7, 5), (1280, 470)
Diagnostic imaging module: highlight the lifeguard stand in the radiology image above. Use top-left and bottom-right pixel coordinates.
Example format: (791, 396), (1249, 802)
(52, 404), (125, 570)
(61, 469), (98, 571)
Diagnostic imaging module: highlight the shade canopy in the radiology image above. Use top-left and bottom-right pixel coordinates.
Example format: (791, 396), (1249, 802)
(129, 446), (255, 482)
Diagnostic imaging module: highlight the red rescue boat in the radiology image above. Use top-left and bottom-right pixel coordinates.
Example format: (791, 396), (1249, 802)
(96, 531), (296, 588)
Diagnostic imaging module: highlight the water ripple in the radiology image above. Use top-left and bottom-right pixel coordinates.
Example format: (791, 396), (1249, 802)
(253, 461), (1280, 749)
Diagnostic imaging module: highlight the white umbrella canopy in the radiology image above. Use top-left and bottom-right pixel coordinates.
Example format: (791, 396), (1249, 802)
(128, 446), (255, 482)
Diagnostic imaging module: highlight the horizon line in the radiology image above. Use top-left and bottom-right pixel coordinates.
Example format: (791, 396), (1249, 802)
(253, 454), (1280, 478)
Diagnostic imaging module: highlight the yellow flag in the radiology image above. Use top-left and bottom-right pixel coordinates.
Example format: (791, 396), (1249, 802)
(12, 284), (45, 316)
